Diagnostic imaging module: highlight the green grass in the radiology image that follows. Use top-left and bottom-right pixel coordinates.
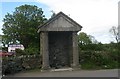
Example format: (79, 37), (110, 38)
(81, 62), (101, 70)
(80, 61), (119, 70)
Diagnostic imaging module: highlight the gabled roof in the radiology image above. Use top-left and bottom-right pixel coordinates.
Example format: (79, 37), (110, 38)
(38, 12), (82, 32)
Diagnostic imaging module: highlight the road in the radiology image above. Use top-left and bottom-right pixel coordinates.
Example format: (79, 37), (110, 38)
(5, 69), (119, 77)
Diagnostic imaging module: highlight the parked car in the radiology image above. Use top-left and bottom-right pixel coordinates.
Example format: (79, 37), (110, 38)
(8, 52), (16, 56)
(0, 50), (13, 57)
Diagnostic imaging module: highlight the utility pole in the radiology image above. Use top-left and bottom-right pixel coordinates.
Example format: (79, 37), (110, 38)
(118, 2), (120, 42)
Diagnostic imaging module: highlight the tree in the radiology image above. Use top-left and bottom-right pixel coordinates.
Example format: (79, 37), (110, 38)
(89, 35), (98, 44)
(78, 32), (92, 45)
(2, 4), (47, 48)
(0, 35), (2, 49)
(78, 32), (101, 51)
(109, 26), (119, 43)
(51, 10), (56, 17)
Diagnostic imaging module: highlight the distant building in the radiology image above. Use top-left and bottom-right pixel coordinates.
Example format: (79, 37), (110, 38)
(8, 44), (24, 52)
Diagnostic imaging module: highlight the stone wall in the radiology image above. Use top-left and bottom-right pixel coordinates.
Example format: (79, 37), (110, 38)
(2, 55), (42, 75)
(48, 31), (72, 68)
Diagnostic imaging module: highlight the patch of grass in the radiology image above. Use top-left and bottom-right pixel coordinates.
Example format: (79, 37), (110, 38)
(101, 61), (118, 69)
(80, 60), (119, 70)
(81, 62), (101, 70)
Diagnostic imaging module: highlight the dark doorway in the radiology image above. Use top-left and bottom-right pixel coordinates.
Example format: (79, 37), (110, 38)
(48, 31), (72, 69)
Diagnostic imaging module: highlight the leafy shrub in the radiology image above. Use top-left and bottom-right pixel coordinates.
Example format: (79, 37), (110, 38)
(79, 50), (118, 69)
(15, 49), (26, 56)
(79, 43), (104, 51)
(81, 61), (101, 70)
(25, 47), (39, 55)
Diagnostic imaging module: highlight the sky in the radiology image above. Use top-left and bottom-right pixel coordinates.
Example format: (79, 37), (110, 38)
(0, 0), (119, 44)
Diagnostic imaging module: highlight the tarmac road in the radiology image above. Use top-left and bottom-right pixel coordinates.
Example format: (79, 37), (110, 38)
(6, 69), (119, 77)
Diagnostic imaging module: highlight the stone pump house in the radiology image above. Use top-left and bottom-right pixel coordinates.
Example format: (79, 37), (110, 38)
(38, 12), (82, 69)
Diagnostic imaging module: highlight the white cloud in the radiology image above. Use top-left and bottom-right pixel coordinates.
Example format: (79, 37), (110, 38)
(37, 0), (119, 43)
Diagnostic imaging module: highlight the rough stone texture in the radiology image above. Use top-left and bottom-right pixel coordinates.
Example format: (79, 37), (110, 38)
(39, 12), (82, 69)
(48, 32), (72, 68)
(2, 55), (41, 75)
(72, 32), (79, 67)
(38, 12), (82, 32)
(40, 32), (50, 69)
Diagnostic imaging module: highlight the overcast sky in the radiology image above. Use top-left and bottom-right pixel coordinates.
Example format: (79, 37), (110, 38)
(0, 0), (119, 43)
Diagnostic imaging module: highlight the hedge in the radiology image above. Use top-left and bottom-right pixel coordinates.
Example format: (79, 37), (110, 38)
(79, 51), (119, 69)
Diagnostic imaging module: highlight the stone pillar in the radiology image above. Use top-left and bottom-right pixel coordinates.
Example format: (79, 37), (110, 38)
(72, 32), (79, 68)
(40, 32), (50, 70)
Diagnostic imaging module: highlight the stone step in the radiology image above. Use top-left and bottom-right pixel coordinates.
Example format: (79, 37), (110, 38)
(50, 68), (73, 72)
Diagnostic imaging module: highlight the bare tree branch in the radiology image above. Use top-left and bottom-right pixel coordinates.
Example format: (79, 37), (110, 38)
(109, 26), (119, 43)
